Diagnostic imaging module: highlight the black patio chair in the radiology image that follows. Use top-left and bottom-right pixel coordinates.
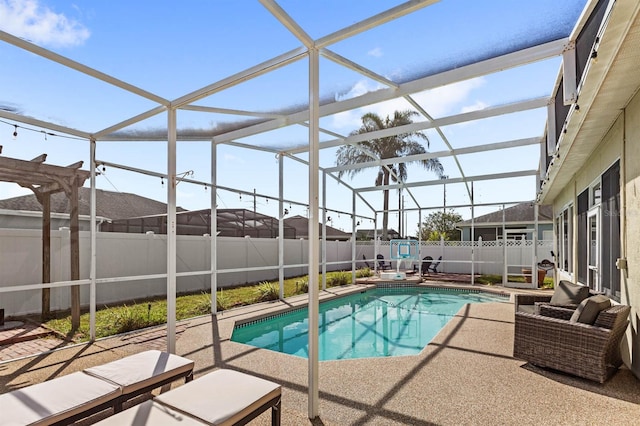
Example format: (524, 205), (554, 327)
(421, 256), (433, 276)
(362, 254), (371, 269)
(377, 254), (392, 270)
(428, 255), (442, 273)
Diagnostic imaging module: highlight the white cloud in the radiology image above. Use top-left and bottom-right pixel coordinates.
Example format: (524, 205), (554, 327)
(329, 77), (486, 132)
(367, 47), (383, 58)
(223, 153), (244, 163)
(0, 0), (89, 47)
(411, 78), (486, 117)
(461, 100), (489, 114)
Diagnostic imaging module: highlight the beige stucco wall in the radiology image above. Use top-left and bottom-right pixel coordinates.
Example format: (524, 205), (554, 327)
(551, 90), (640, 378)
(622, 89), (640, 376)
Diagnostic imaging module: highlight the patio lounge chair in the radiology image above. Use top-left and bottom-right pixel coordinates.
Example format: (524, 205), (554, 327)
(95, 369), (282, 426)
(362, 254), (371, 269)
(377, 254), (392, 270)
(513, 300), (631, 383)
(0, 350), (194, 425)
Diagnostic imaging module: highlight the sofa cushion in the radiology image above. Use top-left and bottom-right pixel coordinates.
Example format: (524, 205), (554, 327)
(549, 280), (590, 307)
(570, 295), (611, 324)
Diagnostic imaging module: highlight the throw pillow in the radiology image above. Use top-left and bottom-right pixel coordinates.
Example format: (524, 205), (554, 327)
(549, 280), (590, 307)
(570, 295), (611, 324)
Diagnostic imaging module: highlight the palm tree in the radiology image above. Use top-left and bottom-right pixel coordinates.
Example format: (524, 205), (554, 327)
(336, 110), (444, 240)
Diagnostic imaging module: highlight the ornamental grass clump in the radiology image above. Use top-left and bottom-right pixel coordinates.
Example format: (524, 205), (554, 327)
(256, 281), (280, 302)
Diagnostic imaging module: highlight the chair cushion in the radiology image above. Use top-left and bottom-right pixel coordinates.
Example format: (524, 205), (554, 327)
(155, 369), (281, 426)
(84, 350), (194, 394)
(0, 371), (120, 426)
(93, 400), (206, 425)
(570, 295), (611, 324)
(549, 280), (590, 307)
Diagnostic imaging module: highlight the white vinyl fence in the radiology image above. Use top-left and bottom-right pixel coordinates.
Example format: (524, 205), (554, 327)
(0, 228), (552, 317)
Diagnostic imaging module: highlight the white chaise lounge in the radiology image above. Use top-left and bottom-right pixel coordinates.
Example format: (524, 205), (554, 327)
(94, 369), (282, 426)
(0, 350), (194, 426)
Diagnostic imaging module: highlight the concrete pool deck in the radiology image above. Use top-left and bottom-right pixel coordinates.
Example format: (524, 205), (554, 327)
(1, 282), (639, 425)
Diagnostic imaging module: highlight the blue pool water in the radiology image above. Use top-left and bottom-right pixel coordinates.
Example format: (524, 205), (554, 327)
(231, 287), (507, 360)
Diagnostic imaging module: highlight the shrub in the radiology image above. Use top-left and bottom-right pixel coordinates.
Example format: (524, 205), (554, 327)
(328, 271), (350, 287)
(256, 281), (280, 302)
(113, 304), (164, 334)
(296, 277), (309, 294)
(216, 290), (232, 311)
(356, 267), (372, 278)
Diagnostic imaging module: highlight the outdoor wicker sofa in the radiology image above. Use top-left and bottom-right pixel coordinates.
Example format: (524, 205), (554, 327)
(513, 303), (631, 383)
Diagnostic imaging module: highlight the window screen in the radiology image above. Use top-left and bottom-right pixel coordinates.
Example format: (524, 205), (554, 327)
(577, 189), (588, 284)
(601, 160), (621, 301)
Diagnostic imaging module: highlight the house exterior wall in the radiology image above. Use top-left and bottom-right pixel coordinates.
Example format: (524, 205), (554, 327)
(460, 223), (552, 241)
(551, 91), (640, 378)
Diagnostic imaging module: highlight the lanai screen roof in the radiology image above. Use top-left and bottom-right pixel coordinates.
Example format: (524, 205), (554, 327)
(0, 1), (608, 417)
(0, 0), (592, 231)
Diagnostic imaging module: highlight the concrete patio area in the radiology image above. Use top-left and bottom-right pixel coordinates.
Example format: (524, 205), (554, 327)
(1, 283), (639, 425)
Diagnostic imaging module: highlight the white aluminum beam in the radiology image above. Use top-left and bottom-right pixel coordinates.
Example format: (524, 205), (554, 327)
(0, 30), (168, 106)
(172, 47), (308, 109)
(213, 39), (566, 145)
(289, 97), (547, 155)
(358, 170), (538, 192)
(166, 108), (177, 354)
(307, 47), (320, 419)
(94, 105), (167, 140)
(0, 109), (91, 140)
(260, 0), (314, 47)
(324, 137), (541, 173)
(180, 104), (283, 119)
(321, 48), (399, 88)
(315, 0), (440, 48)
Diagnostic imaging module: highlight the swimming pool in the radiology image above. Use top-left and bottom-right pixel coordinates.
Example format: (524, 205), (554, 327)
(231, 287), (507, 360)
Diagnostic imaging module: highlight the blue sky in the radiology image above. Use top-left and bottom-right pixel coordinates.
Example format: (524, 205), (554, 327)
(0, 0), (587, 234)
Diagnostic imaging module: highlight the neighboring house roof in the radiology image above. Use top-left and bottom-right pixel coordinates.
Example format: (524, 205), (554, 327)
(0, 188), (177, 220)
(457, 203), (553, 226)
(283, 215), (352, 240)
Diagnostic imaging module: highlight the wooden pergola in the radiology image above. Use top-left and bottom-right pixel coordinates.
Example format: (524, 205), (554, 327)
(0, 154), (90, 328)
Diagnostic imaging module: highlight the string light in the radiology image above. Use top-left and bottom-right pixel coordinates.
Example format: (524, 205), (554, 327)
(1, 119), (85, 141)
(161, 177), (164, 188)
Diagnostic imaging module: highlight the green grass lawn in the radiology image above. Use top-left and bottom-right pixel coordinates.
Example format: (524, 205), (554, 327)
(44, 268), (372, 342)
